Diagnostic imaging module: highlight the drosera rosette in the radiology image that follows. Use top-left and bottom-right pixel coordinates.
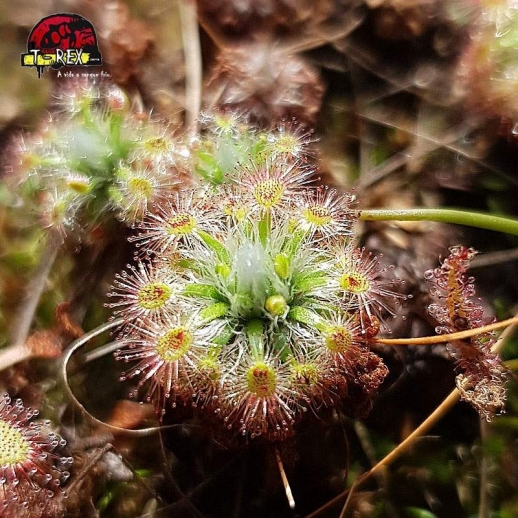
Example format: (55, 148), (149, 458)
(192, 111), (317, 186)
(296, 186), (357, 242)
(234, 158), (313, 220)
(108, 161), (180, 224)
(456, 1), (518, 137)
(128, 188), (223, 256)
(425, 245), (509, 421)
(5, 78), (187, 242)
(289, 309), (390, 417)
(262, 119), (317, 164)
(193, 111), (258, 185)
(287, 336), (340, 413)
(4, 130), (65, 187)
(129, 118), (181, 168)
(108, 156), (407, 441)
(316, 311), (367, 369)
(0, 394), (72, 517)
(317, 312), (390, 416)
(38, 185), (85, 241)
(49, 78), (127, 119)
(216, 339), (303, 441)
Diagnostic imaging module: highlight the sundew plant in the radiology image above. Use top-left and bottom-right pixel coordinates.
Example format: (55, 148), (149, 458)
(109, 137), (402, 440)
(3, 1), (518, 517)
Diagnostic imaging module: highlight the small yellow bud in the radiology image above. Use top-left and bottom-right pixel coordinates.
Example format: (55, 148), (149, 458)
(216, 263), (231, 278)
(265, 294), (288, 316)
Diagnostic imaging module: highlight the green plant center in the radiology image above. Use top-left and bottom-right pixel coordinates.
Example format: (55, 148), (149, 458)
(253, 179), (284, 209)
(339, 271), (370, 293)
(223, 200), (248, 221)
(128, 177), (153, 199)
(246, 362), (277, 397)
(0, 420), (30, 466)
(214, 115), (235, 132)
(199, 357), (221, 381)
(155, 327), (193, 362)
(325, 325), (352, 353)
(137, 282), (172, 310)
(21, 151), (40, 170)
(51, 200), (67, 222)
(166, 213), (196, 235)
(304, 205), (332, 226)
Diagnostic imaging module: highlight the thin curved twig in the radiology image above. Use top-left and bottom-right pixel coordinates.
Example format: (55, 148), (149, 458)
(375, 315), (518, 345)
(60, 318), (200, 436)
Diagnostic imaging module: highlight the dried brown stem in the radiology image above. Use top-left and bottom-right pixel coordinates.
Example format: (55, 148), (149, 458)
(275, 447), (295, 510)
(374, 315), (518, 346)
(9, 231), (60, 348)
(180, 0), (202, 137)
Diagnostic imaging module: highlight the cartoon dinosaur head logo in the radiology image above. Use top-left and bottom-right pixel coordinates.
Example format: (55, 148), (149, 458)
(21, 13), (103, 77)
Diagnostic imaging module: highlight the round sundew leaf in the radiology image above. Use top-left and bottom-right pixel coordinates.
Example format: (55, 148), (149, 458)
(246, 362), (277, 398)
(137, 283), (172, 310)
(155, 327), (193, 362)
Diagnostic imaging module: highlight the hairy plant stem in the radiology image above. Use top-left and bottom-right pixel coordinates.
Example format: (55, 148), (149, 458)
(361, 208), (518, 235)
(306, 318), (517, 518)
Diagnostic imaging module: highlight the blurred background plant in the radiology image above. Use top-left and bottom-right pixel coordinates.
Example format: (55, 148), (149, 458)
(1, 0), (518, 517)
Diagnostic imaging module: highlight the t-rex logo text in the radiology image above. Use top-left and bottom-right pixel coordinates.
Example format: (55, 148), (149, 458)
(21, 13), (103, 78)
